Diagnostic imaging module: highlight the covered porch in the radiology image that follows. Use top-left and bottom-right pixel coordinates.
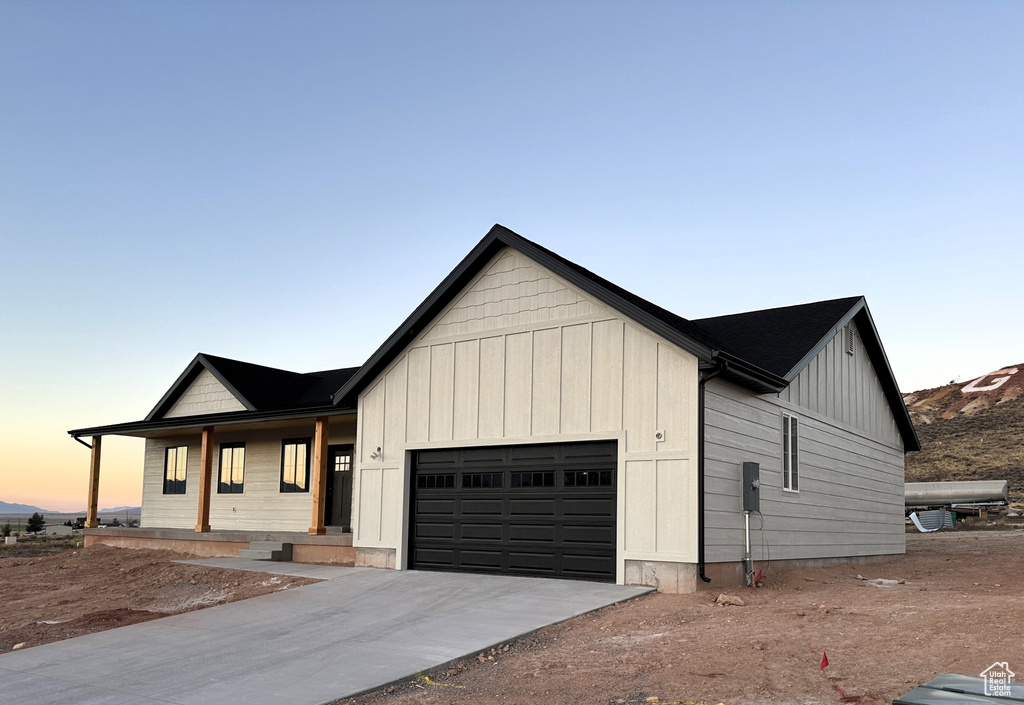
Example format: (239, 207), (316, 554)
(71, 409), (360, 564)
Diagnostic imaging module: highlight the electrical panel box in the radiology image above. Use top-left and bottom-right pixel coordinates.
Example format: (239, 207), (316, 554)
(742, 462), (760, 513)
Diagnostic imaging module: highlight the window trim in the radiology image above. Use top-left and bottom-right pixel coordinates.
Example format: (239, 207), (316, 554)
(782, 413), (799, 493)
(218, 442), (246, 494)
(280, 437), (312, 493)
(163, 445), (188, 495)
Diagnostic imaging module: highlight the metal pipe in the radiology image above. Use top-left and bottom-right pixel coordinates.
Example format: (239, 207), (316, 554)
(72, 435), (93, 450)
(744, 510), (753, 586)
(698, 359), (727, 584)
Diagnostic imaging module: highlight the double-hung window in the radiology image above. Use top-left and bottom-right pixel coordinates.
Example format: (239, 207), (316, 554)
(163, 446), (188, 494)
(782, 413), (799, 492)
(280, 438), (311, 493)
(218, 442), (245, 494)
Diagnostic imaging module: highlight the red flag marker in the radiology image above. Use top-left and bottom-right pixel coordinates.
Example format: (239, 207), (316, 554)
(820, 652), (829, 671)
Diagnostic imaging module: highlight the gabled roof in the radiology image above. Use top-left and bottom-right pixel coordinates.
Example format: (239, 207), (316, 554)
(145, 353), (358, 420)
(69, 354), (359, 438)
(69, 224), (918, 452)
(697, 297), (919, 451)
(694, 297), (865, 380)
(332, 224), (918, 451)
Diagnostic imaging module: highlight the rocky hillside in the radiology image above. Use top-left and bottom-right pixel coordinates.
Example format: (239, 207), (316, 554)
(904, 365), (1024, 502)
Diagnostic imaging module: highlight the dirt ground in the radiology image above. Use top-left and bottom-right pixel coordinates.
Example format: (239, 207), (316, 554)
(2, 531), (1021, 704)
(339, 529), (1023, 705)
(0, 536), (317, 653)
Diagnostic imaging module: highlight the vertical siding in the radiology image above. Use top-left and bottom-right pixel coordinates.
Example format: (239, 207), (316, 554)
(141, 420), (357, 531)
(353, 247), (701, 570)
(779, 321), (900, 447)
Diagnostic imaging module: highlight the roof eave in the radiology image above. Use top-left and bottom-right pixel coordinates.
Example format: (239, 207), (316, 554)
(70, 405), (357, 439)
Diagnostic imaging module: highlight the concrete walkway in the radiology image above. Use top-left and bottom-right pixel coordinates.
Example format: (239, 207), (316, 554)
(174, 556), (359, 580)
(0, 567), (651, 705)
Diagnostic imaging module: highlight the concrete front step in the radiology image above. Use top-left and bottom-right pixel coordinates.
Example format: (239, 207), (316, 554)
(239, 542), (293, 561)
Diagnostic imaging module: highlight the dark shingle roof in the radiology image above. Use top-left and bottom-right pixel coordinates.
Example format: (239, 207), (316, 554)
(693, 297), (864, 379)
(197, 354), (359, 412)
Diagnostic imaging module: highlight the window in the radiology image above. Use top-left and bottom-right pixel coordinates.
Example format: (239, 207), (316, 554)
(462, 472), (503, 489)
(332, 449), (352, 473)
(163, 446), (188, 494)
(416, 473), (455, 489)
(783, 414), (799, 492)
(218, 442), (245, 493)
(280, 438), (310, 493)
(564, 469), (613, 487)
(510, 471), (554, 488)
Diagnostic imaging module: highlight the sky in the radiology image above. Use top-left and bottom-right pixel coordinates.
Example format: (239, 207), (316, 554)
(1, 2), (1021, 512)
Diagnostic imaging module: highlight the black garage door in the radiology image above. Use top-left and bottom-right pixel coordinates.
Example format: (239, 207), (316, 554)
(409, 441), (617, 582)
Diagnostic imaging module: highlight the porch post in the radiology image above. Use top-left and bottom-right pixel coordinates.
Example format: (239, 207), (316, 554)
(196, 426), (214, 533)
(309, 416), (329, 535)
(85, 436), (102, 529)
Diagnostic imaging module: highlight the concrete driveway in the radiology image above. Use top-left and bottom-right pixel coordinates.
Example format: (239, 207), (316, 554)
(0, 565), (650, 705)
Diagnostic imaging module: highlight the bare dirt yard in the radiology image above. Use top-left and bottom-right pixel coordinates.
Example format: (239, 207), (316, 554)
(2, 530), (1021, 704)
(340, 529), (1023, 705)
(0, 536), (317, 653)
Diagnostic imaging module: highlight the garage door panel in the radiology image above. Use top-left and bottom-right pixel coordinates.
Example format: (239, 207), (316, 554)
(461, 499), (505, 515)
(415, 499), (456, 515)
(460, 523), (503, 541)
(509, 498), (557, 516)
(508, 551), (556, 572)
(508, 524), (556, 543)
(561, 554), (616, 577)
(561, 496), (616, 516)
(410, 441), (617, 582)
(414, 522), (454, 539)
(562, 524), (615, 546)
(413, 547), (455, 566)
(458, 550), (503, 569)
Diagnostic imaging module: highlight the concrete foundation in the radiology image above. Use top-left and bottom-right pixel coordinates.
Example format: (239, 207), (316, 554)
(701, 552), (902, 589)
(624, 560), (699, 594)
(355, 547), (396, 569)
(625, 552), (904, 593)
(83, 528), (355, 565)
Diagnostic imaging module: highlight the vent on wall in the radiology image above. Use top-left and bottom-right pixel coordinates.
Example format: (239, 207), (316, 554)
(846, 325), (855, 355)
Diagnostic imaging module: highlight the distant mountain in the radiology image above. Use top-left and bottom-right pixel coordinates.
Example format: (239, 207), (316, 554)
(904, 364), (1024, 503)
(100, 506), (141, 513)
(0, 501), (52, 514)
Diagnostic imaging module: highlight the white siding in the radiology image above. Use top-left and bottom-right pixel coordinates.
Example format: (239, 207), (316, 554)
(164, 369), (246, 418)
(704, 330), (906, 563)
(140, 419), (357, 531)
(354, 248), (701, 578)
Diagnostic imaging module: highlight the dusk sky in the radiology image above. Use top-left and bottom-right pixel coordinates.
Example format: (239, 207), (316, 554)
(2, 2), (1021, 512)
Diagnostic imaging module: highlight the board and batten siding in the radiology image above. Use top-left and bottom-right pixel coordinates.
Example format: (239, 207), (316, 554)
(354, 247), (701, 580)
(704, 321), (906, 563)
(140, 421), (356, 531)
(164, 369), (246, 418)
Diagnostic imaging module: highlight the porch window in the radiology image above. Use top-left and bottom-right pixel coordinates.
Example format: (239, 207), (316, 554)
(280, 438), (311, 493)
(218, 442), (245, 494)
(783, 413), (799, 492)
(163, 446), (188, 494)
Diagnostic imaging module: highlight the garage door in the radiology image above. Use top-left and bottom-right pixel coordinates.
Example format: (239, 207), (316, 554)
(409, 441), (617, 582)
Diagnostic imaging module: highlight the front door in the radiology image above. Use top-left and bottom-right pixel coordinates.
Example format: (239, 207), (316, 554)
(324, 444), (353, 531)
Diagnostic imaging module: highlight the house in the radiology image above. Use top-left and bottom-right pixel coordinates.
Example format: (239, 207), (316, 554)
(69, 225), (919, 591)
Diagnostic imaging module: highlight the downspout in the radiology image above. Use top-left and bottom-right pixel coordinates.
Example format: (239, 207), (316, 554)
(698, 358), (727, 583)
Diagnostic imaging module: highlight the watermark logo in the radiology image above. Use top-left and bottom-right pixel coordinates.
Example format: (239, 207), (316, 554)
(981, 661), (1015, 698)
